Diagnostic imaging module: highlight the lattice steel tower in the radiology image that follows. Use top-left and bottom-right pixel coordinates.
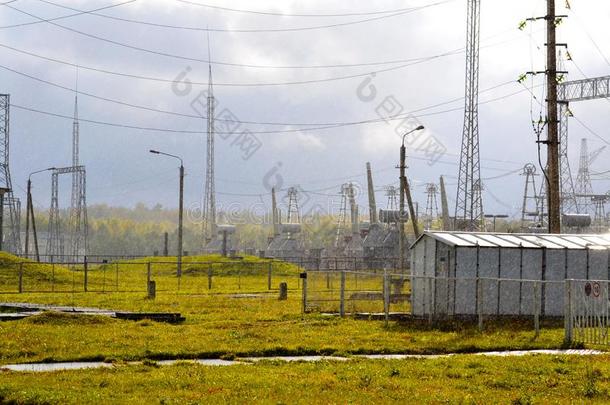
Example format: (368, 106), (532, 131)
(520, 164), (539, 228)
(556, 50), (579, 214)
(46, 91), (88, 261)
(202, 64), (217, 245)
(455, 0), (483, 231)
(575, 138), (605, 215)
(334, 183), (351, 248)
(385, 186), (398, 210)
(0, 95), (21, 254)
(424, 183), (439, 230)
(286, 187), (300, 224)
(575, 138), (593, 213)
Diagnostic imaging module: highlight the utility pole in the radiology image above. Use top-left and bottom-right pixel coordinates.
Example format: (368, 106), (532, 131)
(399, 126), (424, 272)
(399, 147), (406, 272)
(546, 0), (561, 233)
(26, 168), (55, 260)
(178, 163), (184, 275)
(25, 179), (32, 258)
(150, 149), (184, 276)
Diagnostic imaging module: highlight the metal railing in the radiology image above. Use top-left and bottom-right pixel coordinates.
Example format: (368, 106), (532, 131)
(565, 279), (610, 346)
(0, 259), (300, 295)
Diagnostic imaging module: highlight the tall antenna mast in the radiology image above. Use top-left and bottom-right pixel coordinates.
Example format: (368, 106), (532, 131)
(72, 66), (79, 167)
(202, 32), (217, 245)
(455, 0), (483, 231)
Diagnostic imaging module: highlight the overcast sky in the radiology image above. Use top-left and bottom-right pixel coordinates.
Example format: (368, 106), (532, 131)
(0, 0), (609, 221)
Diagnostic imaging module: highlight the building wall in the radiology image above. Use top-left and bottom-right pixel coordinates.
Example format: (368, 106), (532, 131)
(411, 237), (610, 317)
(498, 249), (520, 315)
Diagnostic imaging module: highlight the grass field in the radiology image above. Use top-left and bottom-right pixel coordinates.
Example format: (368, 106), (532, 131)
(2, 355), (610, 403)
(0, 253), (600, 403)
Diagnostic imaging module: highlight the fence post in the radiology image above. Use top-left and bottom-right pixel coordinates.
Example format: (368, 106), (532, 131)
(564, 279), (573, 344)
(147, 261), (151, 288)
(477, 277), (483, 331)
(534, 281), (540, 338)
(383, 271), (389, 326)
(18, 262), (23, 293)
(340, 270), (346, 317)
(267, 262), (272, 290)
(207, 264), (212, 290)
(301, 272), (308, 318)
(83, 256), (88, 292)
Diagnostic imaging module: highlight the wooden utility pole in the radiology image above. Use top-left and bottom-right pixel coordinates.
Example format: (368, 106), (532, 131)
(546, 0), (561, 233)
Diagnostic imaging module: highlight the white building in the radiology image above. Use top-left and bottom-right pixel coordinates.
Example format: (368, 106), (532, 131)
(410, 231), (610, 317)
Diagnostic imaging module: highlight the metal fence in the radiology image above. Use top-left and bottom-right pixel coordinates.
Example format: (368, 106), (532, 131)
(565, 279), (610, 346)
(303, 271), (575, 334)
(303, 271), (410, 318)
(0, 260), (301, 295)
(272, 257), (404, 271)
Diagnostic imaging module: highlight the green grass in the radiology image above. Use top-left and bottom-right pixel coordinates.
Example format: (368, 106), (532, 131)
(2, 355), (610, 403)
(0, 252), (596, 402)
(0, 291), (567, 364)
(0, 252), (569, 365)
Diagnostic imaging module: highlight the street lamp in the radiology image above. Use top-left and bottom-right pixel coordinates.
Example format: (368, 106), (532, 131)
(149, 149), (184, 277)
(25, 167), (55, 261)
(398, 125), (425, 272)
(484, 214), (509, 232)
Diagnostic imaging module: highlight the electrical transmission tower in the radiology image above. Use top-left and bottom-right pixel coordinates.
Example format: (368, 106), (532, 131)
(591, 194), (609, 233)
(202, 64), (217, 246)
(556, 50), (579, 214)
(575, 138), (606, 215)
(520, 164), (539, 229)
(424, 183), (439, 230)
(334, 183), (351, 248)
(536, 176), (548, 229)
(286, 187), (300, 224)
(0, 95), (21, 254)
(385, 186), (398, 210)
(575, 138), (593, 213)
(455, 0), (484, 231)
(46, 166), (88, 261)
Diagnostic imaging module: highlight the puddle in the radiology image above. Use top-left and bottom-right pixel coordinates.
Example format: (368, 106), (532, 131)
(1, 350), (604, 372)
(2, 362), (114, 372)
(158, 359), (241, 366)
(242, 356), (349, 363)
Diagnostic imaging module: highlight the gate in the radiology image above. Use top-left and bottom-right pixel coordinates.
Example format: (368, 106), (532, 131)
(565, 279), (610, 345)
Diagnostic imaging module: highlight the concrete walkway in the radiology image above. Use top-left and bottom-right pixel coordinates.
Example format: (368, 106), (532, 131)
(1, 350), (604, 372)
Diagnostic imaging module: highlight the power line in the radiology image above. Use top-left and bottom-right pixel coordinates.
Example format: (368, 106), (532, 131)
(3, 2), (506, 71)
(0, 60), (516, 127)
(0, 43), (465, 86)
(8, 81), (530, 135)
(0, 25), (521, 76)
(35, 0), (454, 33)
(572, 115), (610, 147)
(568, 5), (610, 69)
(174, 0), (432, 18)
(0, 0), (137, 29)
